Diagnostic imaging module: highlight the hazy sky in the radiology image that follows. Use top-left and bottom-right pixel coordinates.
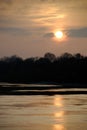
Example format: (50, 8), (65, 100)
(0, 0), (87, 58)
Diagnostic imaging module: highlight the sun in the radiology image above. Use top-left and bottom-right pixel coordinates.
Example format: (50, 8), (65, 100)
(53, 30), (67, 42)
(54, 31), (63, 39)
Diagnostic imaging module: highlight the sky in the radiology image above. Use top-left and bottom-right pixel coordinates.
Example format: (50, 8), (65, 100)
(0, 0), (87, 58)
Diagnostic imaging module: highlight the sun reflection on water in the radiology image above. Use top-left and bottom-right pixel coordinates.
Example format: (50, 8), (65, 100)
(54, 111), (64, 118)
(54, 96), (63, 107)
(54, 124), (64, 130)
(53, 96), (65, 130)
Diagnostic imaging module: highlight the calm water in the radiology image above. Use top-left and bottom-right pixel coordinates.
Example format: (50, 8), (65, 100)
(0, 85), (87, 130)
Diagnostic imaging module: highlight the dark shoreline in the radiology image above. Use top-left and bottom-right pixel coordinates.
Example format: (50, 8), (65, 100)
(0, 81), (87, 87)
(0, 82), (87, 96)
(0, 90), (87, 96)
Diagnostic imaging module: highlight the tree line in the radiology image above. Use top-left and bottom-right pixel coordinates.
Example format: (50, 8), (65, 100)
(0, 52), (87, 84)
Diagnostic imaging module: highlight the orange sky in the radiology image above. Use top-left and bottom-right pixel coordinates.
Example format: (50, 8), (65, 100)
(0, 0), (87, 58)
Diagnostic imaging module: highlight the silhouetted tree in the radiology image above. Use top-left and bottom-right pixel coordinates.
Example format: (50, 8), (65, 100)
(1, 55), (23, 63)
(0, 52), (87, 84)
(60, 52), (73, 59)
(44, 52), (56, 62)
(74, 53), (83, 59)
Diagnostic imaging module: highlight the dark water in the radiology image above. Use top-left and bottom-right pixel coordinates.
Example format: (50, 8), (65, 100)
(0, 84), (87, 130)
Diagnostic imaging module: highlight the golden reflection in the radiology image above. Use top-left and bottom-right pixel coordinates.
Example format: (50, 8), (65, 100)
(54, 124), (64, 130)
(54, 111), (64, 118)
(54, 96), (63, 107)
(53, 96), (65, 130)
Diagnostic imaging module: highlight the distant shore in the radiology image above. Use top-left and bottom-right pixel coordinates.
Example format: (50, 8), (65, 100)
(0, 53), (87, 85)
(0, 81), (87, 87)
(0, 82), (87, 95)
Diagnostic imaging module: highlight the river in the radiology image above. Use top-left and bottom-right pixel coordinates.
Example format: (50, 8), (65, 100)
(0, 84), (87, 130)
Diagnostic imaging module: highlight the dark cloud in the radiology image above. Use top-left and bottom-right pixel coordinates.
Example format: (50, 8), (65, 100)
(44, 27), (87, 39)
(67, 27), (87, 38)
(0, 27), (31, 35)
(44, 32), (54, 38)
(0, 18), (12, 24)
(0, 0), (12, 4)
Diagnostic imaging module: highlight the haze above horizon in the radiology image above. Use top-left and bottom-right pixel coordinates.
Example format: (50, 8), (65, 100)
(0, 0), (87, 58)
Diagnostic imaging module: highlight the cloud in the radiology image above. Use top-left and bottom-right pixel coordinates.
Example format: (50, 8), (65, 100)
(0, 0), (13, 6)
(44, 27), (87, 39)
(0, 27), (31, 36)
(66, 27), (87, 38)
(44, 32), (54, 38)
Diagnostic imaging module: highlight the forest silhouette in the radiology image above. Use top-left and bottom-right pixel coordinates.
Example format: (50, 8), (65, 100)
(0, 52), (87, 85)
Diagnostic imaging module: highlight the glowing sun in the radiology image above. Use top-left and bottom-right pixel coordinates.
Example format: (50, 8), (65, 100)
(54, 31), (63, 39)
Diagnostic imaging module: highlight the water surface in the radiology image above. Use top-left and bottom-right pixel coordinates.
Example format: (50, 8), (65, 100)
(0, 94), (87, 130)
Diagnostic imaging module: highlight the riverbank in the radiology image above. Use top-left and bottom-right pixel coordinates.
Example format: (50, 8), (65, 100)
(0, 83), (87, 95)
